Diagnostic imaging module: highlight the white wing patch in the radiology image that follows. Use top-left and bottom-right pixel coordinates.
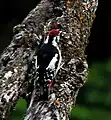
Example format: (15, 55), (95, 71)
(46, 54), (58, 70)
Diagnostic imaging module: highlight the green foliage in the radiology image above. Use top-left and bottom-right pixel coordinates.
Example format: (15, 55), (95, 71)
(9, 98), (27, 120)
(10, 59), (111, 120)
(71, 106), (111, 120)
(71, 59), (111, 120)
(71, 106), (91, 120)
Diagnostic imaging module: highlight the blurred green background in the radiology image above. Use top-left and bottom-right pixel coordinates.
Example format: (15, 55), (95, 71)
(70, 59), (111, 120)
(9, 59), (111, 120)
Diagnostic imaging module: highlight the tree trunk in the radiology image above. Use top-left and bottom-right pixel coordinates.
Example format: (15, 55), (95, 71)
(0, 0), (98, 119)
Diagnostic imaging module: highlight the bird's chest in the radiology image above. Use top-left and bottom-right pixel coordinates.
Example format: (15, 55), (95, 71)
(37, 45), (58, 68)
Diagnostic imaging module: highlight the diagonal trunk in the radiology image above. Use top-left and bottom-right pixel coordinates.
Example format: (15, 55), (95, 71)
(0, 0), (98, 119)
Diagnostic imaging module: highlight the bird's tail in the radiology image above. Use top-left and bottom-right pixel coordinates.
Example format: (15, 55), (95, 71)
(39, 68), (48, 100)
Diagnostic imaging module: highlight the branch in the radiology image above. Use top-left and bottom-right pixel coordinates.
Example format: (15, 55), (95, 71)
(0, 0), (98, 119)
(24, 0), (98, 120)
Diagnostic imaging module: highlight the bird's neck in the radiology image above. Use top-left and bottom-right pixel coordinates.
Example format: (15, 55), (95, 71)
(44, 36), (57, 47)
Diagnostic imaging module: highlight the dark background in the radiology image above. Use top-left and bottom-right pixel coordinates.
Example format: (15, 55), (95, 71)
(0, 0), (110, 120)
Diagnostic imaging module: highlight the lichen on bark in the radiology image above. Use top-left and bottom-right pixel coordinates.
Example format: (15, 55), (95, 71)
(0, 0), (98, 120)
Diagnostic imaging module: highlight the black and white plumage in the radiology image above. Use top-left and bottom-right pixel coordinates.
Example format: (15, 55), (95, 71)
(36, 29), (62, 100)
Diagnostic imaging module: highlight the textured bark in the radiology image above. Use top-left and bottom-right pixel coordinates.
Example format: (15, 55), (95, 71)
(0, 0), (98, 120)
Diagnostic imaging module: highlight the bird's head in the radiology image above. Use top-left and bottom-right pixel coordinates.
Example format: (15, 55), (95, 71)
(48, 29), (60, 37)
(44, 29), (61, 44)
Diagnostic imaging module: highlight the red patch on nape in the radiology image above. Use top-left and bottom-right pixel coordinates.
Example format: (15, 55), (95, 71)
(48, 29), (60, 37)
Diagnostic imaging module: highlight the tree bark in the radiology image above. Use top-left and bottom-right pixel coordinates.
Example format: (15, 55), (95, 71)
(0, 0), (98, 119)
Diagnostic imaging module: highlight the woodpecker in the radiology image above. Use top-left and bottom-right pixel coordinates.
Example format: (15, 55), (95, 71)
(35, 29), (62, 100)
